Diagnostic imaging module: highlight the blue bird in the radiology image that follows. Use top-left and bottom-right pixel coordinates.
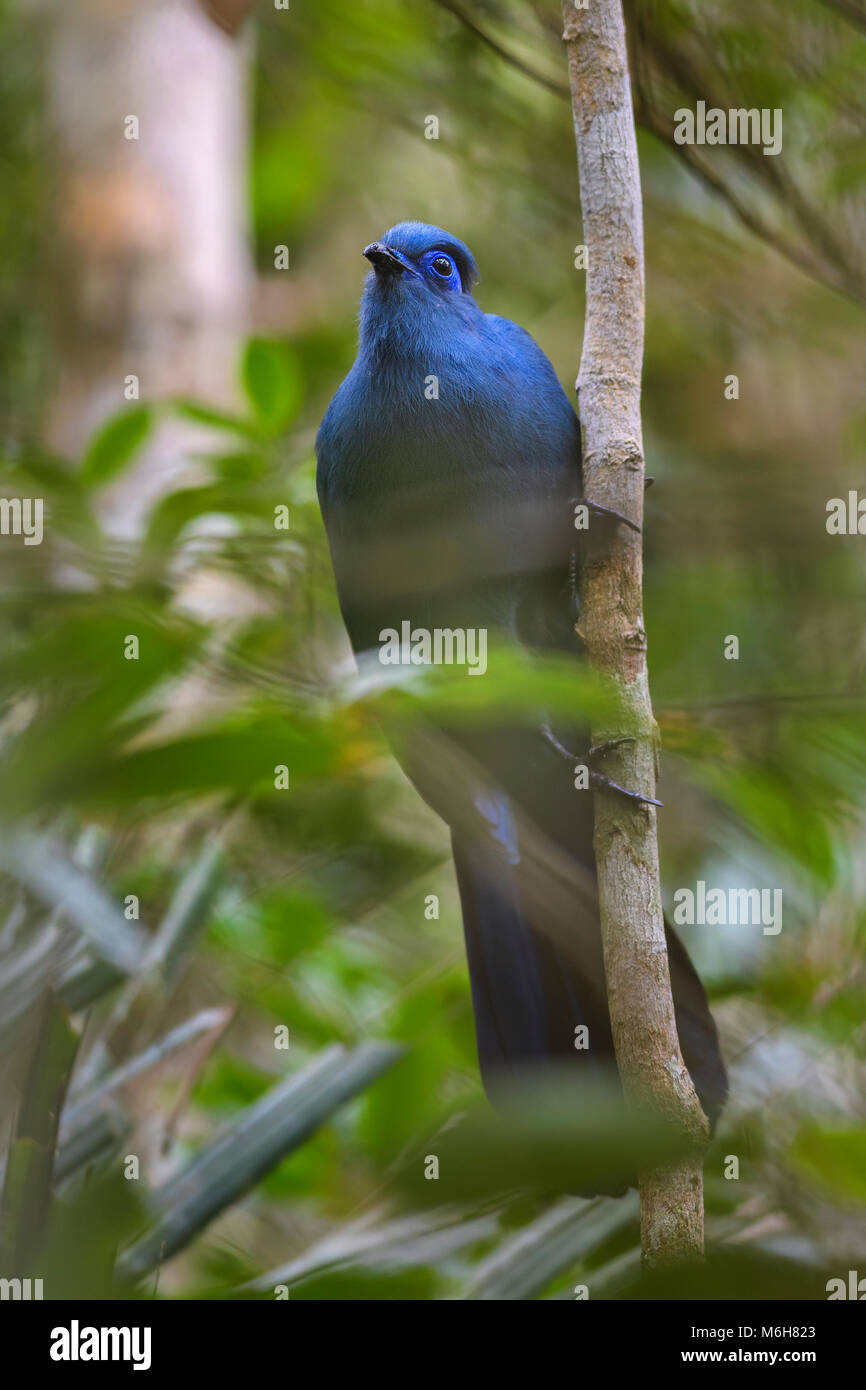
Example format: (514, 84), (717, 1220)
(317, 223), (727, 1176)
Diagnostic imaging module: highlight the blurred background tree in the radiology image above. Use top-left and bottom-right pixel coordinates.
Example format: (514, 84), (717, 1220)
(0, 0), (864, 1299)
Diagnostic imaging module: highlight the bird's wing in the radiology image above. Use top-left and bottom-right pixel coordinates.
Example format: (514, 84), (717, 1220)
(477, 314), (583, 648)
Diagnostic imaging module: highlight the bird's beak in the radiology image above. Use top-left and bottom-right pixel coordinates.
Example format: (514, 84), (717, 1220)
(363, 242), (419, 277)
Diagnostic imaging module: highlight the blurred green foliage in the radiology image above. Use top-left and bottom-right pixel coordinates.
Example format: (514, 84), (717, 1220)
(0, 0), (864, 1299)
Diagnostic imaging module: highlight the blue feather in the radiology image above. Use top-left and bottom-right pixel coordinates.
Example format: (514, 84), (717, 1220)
(316, 224), (727, 1175)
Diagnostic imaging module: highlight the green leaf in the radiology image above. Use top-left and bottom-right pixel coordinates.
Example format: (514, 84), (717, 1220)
(607, 1245), (827, 1302)
(394, 1074), (690, 1206)
(347, 641), (616, 727)
(80, 407), (153, 488)
(0, 996), (79, 1273)
(788, 1125), (866, 1205)
(71, 709), (338, 806)
(463, 1194), (638, 1301)
(0, 829), (146, 974)
(150, 838), (225, 980)
(53, 1110), (130, 1185)
(63, 1009), (231, 1139)
(172, 399), (260, 439)
(247, 1208), (497, 1294)
(118, 1042), (402, 1278)
(140, 482), (273, 562)
(241, 339), (303, 434)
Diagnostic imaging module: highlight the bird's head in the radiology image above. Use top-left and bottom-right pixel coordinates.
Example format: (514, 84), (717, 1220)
(358, 223), (479, 355)
(362, 222), (478, 297)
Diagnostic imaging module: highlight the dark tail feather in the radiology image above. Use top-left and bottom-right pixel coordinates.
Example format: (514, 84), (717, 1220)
(662, 922), (728, 1129)
(394, 722), (727, 1156)
(451, 827), (728, 1133)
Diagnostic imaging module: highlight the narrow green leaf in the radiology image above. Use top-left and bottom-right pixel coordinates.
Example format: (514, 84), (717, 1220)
(119, 1042), (402, 1278)
(0, 829), (146, 974)
(149, 841), (224, 980)
(172, 399), (259, 438)
(0, 996), (78, 1272)
(53, 1109), (130, 1186)
(80, 407), (153, 488)
(463, 1194), (638, 1301)
(247, 1206), (497, 1293)
(63, 1008), (230, 1139)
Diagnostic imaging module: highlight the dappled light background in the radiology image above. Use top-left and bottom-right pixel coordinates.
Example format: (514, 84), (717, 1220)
(0, 0), (864, 1299)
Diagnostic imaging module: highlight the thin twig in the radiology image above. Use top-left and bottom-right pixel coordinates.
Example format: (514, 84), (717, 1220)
(429, 0), (570, 96)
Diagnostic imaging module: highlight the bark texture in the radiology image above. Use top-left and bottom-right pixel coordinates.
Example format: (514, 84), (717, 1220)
(561, 0), (708, 1263)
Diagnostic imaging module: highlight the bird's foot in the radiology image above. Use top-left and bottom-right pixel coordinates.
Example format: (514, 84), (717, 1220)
(588, 768), (663, 809)
(542, 722), (579, 764)
(587, 737), (662, 808)
(587, 736), (635, 763)
(542, 726), (662, 808)
(571, 497), (641, 534)
(571, 479), (654, 532)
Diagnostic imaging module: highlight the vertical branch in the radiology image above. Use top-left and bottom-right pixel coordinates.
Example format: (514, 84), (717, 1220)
(560, 0), (708, 1262)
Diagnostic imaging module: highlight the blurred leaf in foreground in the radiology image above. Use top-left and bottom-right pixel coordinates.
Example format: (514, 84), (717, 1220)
(394, 1071), (693, 1206)
(80, 406), (153, 488)
(788, 1124), (866, 1206)
(241, 338), (303, 436)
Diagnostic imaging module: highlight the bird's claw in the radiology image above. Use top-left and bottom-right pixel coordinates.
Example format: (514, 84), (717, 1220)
(543, 726), (662, 808)
(587, 736), (635, 763)
(542, 723), (579, 764)
(571, 496), (641, 534)
(589, 769), (663, 808)
(588, 736), (663, 807)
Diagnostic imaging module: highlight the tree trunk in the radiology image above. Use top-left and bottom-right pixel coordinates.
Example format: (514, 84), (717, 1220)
(45, 0), (254, 537)
(560, 0), (708, 1263)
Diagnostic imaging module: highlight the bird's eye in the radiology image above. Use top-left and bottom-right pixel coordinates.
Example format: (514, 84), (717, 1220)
(431, 254), (454, 278)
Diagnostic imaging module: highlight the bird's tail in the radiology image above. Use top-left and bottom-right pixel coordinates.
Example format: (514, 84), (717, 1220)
(391, 719), (727, 1151)
(451, 821), (728, 1134)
